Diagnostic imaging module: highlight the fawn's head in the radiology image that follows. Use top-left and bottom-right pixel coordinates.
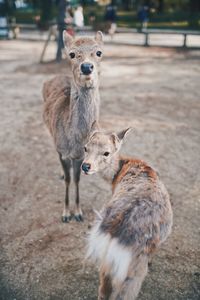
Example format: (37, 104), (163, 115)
(63, 31), (103, 88)
(82, 127), (132, 175)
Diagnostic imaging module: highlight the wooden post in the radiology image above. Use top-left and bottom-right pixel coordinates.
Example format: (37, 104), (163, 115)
(40, 26), (54, 63)
(144, 32), (149, 47)
(183, 34), (187, 48)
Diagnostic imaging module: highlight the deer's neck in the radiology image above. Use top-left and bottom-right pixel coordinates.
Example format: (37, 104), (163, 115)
(101, 154), (121, 183)
(101, 155), (131, 192)
(69, 83), (100, 131)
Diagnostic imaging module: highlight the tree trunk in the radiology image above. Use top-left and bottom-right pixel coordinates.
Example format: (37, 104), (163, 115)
(158, 0), (164, 13)
(189, 0), (200, 28)
(189, 0), (200, 12)
(40, 0), (52, 29)
(122, 0), (132, 11)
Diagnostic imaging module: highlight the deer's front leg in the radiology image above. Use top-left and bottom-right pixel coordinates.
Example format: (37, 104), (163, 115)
(59, 155), (72, 223)
(73, 159), (83, 222)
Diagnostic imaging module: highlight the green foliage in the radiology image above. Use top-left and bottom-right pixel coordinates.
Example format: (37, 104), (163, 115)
(14, 10), (39, 24)
(12, 1), (200, 30)
(84, 6), (200, 30)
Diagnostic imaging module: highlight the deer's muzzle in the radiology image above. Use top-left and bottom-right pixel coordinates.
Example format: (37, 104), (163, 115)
(81, 63), (94, 75)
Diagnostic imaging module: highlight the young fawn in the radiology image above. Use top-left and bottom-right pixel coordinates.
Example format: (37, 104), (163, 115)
(43, 31), (103, 222)
(82, 128), (173, 300)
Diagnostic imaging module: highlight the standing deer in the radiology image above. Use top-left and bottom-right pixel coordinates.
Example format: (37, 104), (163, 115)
(82, 128), (173, 300)
(43, 31), (103, 222)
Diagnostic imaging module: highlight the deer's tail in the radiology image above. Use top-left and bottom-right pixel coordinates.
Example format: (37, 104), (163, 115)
(87, 222), (149, 300)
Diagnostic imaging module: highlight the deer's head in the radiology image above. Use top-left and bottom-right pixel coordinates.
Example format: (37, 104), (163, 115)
(82, 127), (132, 175)
(63, 31), (104, 89)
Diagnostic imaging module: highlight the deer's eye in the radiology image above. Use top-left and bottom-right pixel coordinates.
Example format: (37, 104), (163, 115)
(96, 51), (102, 57)
(103, 152), (110, 157)
(69, 52), (75, 59)
(84, 147), (87, 152)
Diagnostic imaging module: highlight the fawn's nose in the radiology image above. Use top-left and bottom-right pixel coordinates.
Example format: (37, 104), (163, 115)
(81, 63), (94, 75)
(82, 163), (91, 173)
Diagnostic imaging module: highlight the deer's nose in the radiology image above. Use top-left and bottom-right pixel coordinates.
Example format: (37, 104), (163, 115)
(81, 63), (94, 75)
(82, 163), (91, 173)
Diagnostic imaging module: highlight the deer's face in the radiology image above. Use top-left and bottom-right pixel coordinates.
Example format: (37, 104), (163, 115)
(82, 128), (132, 175)
(63, 32), (103, 88)
(82, 132), (120, 175)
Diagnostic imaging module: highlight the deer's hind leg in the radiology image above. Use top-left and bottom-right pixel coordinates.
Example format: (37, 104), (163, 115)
(59, 154), (72, 223)
(98, 266), (112, 300)
(72, 159), (83, 222)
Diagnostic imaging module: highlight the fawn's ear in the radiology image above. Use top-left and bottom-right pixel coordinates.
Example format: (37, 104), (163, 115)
(117, 127), (133, 141)
(63, 30), (74, 50)
(110, 133), (121, 152)
(110, 128), (132, 152)
(95, 31), (104, 45)
(89, 121), (100, 139)
(91, 120), (100, 132)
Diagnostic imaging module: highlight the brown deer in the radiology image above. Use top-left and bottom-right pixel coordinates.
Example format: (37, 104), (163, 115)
(43, 31), (103, 222)
(82, 128), (173, 300)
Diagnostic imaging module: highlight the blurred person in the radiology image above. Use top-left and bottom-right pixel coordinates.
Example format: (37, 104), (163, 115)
(74, 5), (84, 28)
(0, 0), (8, 38)
(65, 6), (74, 36)
(138, 5), (149, 30)
(104, 2), (117, 39)
(0, 0), (14, 38)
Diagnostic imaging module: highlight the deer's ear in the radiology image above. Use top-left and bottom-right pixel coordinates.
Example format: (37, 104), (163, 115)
(63, 30), (74, 49)
(110, 133), (121, 151)
(117, 128), (133, 141)
(95, 31), (104, 45)
(89, 121), (100, 139)
(91, 121), (100, 132)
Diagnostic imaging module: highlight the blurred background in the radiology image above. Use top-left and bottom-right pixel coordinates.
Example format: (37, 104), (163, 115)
(0, 0), (200, 31)
(1, 0), (200, 59)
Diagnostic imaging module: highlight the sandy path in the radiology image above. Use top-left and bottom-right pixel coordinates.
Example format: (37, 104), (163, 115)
(0, 40), (200, 300)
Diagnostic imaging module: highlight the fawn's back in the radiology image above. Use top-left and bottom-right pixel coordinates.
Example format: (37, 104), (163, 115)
(87, 157), (172, 284)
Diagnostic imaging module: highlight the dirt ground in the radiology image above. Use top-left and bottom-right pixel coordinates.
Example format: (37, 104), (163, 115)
(0, 40), (200, 300)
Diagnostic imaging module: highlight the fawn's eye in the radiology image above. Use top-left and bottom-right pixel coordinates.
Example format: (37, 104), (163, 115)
(103, 152), (110, 157)
(69, 52), (75, 59)
(96, 51), (102, 57)
(84, 147), (87, 152)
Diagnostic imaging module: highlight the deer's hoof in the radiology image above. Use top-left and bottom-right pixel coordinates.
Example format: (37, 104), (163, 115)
(98, 296), (106, 300)
(74, 214), (84, 222)
(62, 215), (72, 223)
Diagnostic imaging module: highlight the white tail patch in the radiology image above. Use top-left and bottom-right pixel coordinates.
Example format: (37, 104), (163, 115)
(105, 238), (132, 284)
(87, 223), (111, 261)
(87, 225), (132, 284)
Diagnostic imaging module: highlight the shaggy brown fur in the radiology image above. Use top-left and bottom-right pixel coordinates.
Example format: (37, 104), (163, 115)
(83, 128), (173, 300)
